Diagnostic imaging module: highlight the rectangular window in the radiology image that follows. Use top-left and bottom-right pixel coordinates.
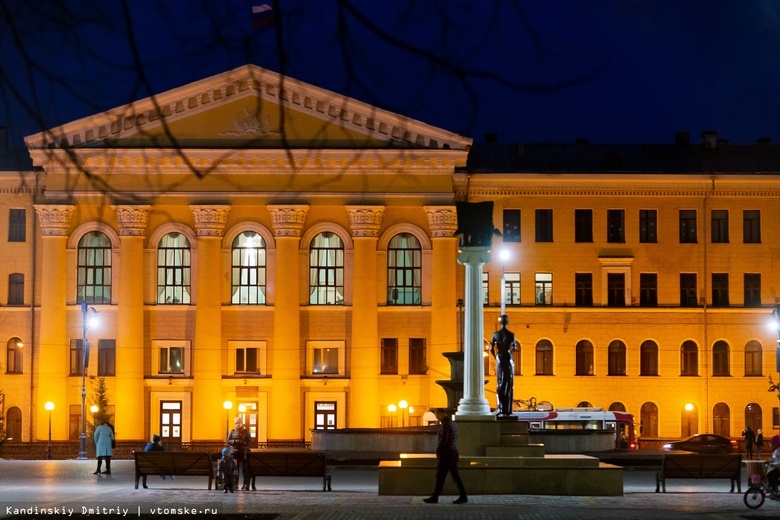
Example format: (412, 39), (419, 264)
(711, 210), (729, 243)
(535, 209), (553, 242)
(607, 273), (626, 306)
(639, 210), (657, 243)
(409, 338), (427, 375)
(381, 338), (398, 375)
(743, 210), (761, 243)
(680, 273), (698, 307)
(711, 273), (729, 307)
(744, 273), (761, 307)
(231, 341), (267, 375)
(97, 339), (116, 376)
(639, 273), (658, 307)
(153, 340), (191, 376)
(69, 405), (82, 441)
(7, 338), (22, 374)
(504, 272), (520, 305)
(482, 272), (489, 306)
(8, 209), (25, 242)
(574, 209), (593, 243)
(503, 209), (521, 242)
(679, 210), (697, 243)
(8, 273), (23, 305)
(307, 340), (345, 376)
(535, 273), (553, 305)
(607, 210), (625, 243)
(69, 339), (85, 376)
(575, 273), (593, 306)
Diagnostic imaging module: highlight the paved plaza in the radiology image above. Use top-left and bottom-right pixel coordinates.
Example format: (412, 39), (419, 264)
(0, 459), (776, 519)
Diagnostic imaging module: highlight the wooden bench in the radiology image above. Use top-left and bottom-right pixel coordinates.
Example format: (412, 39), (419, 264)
(133, 451), (215, 489)
(655, 453), (742, 492)
(246, 449), (331, 491)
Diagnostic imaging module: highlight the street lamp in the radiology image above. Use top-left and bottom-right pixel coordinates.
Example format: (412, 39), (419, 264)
(78, 301), (99, 460)
(398, 400), (408, 427)
(387, 404), (397, 427)
(45, 401), (54, 460)
(223, 400), (233, 437)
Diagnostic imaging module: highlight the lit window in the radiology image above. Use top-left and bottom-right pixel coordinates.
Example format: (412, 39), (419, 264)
(231, 231), (266, 305)
(153, 340), (190, 376)
(387, 233), (421, 305)
(309, 233), (344, 305)
(77, 231), (112, 304)
(157, 233), (191, 304)
(307, 340), (345, 376)
(535, 273), (552, 305)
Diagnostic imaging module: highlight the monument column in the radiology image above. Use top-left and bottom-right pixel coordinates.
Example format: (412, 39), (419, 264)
(113, 205), (151, 441)
(34, 204), (75, 440)
(346, 205), (384, 427)
(268, 205), (309, 440)
(191, 205), (231, 440)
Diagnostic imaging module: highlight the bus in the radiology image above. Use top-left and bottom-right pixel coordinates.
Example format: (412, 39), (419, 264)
(514, 407), (637, 450)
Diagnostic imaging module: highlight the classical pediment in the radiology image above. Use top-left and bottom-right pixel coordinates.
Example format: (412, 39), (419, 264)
(25, 65), (472, 153)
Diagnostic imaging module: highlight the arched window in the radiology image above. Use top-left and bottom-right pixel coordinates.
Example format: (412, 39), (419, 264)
(640, 402), (658, 437)
(609, 402), (626, 412)
(77, 231), (112, 304)
(713, 402), (730, 437)
(575, 340), (594, 375)
(681, 404), (699, 437)
(387, 233), (422, 305)
(745, 340), (762, 376)
(6, 406), (22, 441)
(712, 340), (730, 376)
(309, 232), (344, 305)
(157, 232), (191, 304)
(6, 336), (23, 374)
(640, 340), (658, 376)
(231, 231), (266, 305)
(680, 340), (698, 376)
(608, 340), (627, 376)
(535, 340), (553, 375)
(576, 401), (593, 408)
(745, 403), (762, 432)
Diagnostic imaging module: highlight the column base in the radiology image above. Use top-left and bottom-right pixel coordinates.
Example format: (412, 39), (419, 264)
(456, 397), (493, 418)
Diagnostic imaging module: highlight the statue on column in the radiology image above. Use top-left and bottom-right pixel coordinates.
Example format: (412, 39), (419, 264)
(490, 315), (517, 416)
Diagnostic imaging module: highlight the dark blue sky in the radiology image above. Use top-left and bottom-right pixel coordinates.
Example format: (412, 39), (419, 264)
(3, 0), (780, 148)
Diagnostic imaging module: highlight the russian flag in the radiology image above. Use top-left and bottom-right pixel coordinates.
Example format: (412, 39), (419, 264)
(252, 4), (273, 27)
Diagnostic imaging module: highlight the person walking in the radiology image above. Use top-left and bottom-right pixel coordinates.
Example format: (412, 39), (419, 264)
(226, 417), (251, 490)
(756, 429), (764, 459)
(743, 425), (756, 459)
(93, 419), (114, 475)
(423, 409), (468, 505)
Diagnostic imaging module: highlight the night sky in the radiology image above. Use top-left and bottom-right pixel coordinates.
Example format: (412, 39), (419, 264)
(2, 0), (780, 149)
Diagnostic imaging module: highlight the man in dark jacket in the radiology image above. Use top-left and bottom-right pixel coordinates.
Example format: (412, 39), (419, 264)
(423, 409), (468, 504)
(227, 417), (251, 490)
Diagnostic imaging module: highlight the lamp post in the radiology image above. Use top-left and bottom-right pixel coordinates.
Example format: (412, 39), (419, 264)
(45, 401), (54, 460)
(387, 404), (397, 427)
(769, 305), (780, 431)
(223, 400), (233, 437)
(79, 301), (99, 460)
(398, 400), (408, 427)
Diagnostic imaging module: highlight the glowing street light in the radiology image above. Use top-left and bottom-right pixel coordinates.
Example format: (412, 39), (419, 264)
(223, 400), (233, 437)
(78, 301), (99, 460)
(45, 401), (54, 460)
(398, 400), (409, 427)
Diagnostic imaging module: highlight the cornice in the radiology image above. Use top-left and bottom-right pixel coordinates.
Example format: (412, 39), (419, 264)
(456, 187), (780, 198)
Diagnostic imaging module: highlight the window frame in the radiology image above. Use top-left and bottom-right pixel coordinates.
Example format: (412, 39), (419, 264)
(639, 273), (658, 307)
(680, 340), (698, 376)
(8, 208), (26, 242)
(309, 232), (345, 305)
(744, 273), (761, 307)
(535, 339), (554, 375)
(97, 339), (116, 377)
(156, 232), (191, 305)
(502, 209), (521, 242)
(679, 210), (698, 243)
(607, 273), (626, 307)
(380, 338), (399, 375)
(711, 210), (729, 243)
(504, 272), (520, 306)
(409, 338), (427, 375)
(607, 340), (627, 376)
(535, 273), (553, 306)
(6, 337), (23, 374)
(152, 340), (191, 376)
(574, 209), (593, 243)
(711, 340), (730, 376)
(8, 273), (23, 305)
(69, 339), (85, 376)
(535, 209), (553, 242)
(231, 231), (267, 305)
(77, 231), (112, 305)
(306, 340), (345, 376)
(607, 209), (625, 243)
(575, 273), (593, 307)
(680, 273), (698, 307)
(640, 340), (659, 376)
(387, 233), (422, 306)
(639, 209), (657, 243)
(230, 340), (267, 375)
(711, 273), (729, 307)
(743, 210), (761, 243)
(575, 340), (594, 375)
(744, 340), (762, 376)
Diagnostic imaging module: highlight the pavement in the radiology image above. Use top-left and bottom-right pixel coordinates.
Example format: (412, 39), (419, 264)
(0, 459), (777, 519)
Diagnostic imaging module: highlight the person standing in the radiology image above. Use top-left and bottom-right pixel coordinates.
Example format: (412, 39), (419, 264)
(756, 429), (764, 459)
(423, 409), (467, 505)
(743, 425), (756, 459)
(93, 419), (114, 475)
(226, 417), (251, 490)
(490, 314), (517, 416)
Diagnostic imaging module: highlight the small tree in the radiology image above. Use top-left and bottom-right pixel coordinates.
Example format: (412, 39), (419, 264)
(86, 377), (113, 457)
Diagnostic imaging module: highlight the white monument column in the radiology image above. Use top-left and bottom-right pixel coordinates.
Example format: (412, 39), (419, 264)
(455, 246), (494, 418)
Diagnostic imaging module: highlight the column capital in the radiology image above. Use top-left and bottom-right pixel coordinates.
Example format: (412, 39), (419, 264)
(424, 205), (458, 237)
(190, 205), (231, 237)
(268, 205), (309, 237)
(34, 204), (75, 236)
(345, 205), (385, 238)
(457, 246), (492, 266)
(113, 205), (152, 236)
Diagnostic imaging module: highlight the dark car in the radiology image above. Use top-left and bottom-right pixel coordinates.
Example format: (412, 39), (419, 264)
(662, 434), (737, 454)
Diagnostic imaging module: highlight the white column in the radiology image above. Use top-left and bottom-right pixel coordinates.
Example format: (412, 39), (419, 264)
(456, 246), (493, 418)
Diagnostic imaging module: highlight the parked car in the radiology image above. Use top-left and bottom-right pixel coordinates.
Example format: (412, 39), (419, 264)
(662, 434), (737, 454)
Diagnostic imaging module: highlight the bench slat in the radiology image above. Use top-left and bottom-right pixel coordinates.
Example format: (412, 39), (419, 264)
(655, 453), (741, 493)
(133, 451), (214, 490)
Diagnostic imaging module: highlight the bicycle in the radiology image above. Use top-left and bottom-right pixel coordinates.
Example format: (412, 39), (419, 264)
(743, 460), (780, 509)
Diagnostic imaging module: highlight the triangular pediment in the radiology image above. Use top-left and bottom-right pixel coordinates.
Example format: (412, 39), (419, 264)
(25, 65), (471, 152)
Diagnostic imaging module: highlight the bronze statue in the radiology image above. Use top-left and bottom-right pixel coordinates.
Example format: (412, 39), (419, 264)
(490, 315), (517, 416)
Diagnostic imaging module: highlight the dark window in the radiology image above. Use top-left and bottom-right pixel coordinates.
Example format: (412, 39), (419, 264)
(98, 339), (116, 376)
(711, 210), (729, 243)
(387, 233), (421, 305)
(607, 273), (625, 306)
(711, 273), (729, 307)
(679, 210), (697, 243)
(680, 273), (698, 307)
(157, 232), (191, 304)
(743, 210), (761, 243)
(681, 340), (698, 376)
(639, 273), (657, 307)
(745, 341), (762, 376)
(535, 209), (553, 242)
(8, 273), (23, 305)
(235, 346), (259, 373)
(640, 340), (658, 376)
(483, 272), (489, 306)
(77, 231), (112, 304)
(744, 273), (761, 307)
(503, 209), (521, 242)
(8, 209), (25, 242)
(381, 338), (398, 375)
(310, 232), (345, 305)
(639, 210), (657, 243)
(69, 339), (85, 376)
(231, 231), (266, 305)
(575, 273), (593, 307)
(575, 340), (593, 375)
(6, 337), (23, 374)
(409, 338), (427, 375)
(535, 340), (553, 375)
(504, 273), (520, 305)
(608, 340), (626, 376)
(607, 210), (625, 243)
(512, 347), (522, 376)
(712, 340), (729, 376)
(574, 210), (592, 243)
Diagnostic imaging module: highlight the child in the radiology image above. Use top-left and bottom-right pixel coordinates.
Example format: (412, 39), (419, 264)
(218, 447), (238, 493)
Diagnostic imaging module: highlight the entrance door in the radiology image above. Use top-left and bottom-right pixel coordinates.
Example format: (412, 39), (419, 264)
(237, 402), (258, 447)
(314, 401), (337, 430)
(160, 401), (182, 443)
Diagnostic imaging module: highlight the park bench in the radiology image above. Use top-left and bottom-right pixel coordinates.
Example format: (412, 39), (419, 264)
(246, 449), (332, 491)
(655, 453), (742, 492)
(133, 451), (215, 489)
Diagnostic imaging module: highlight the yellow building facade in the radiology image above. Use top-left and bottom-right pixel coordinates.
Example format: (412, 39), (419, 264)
(2, 66), (780, 447)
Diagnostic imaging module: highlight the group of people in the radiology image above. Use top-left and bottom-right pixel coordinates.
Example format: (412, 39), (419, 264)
(743, 425), (765, 459)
